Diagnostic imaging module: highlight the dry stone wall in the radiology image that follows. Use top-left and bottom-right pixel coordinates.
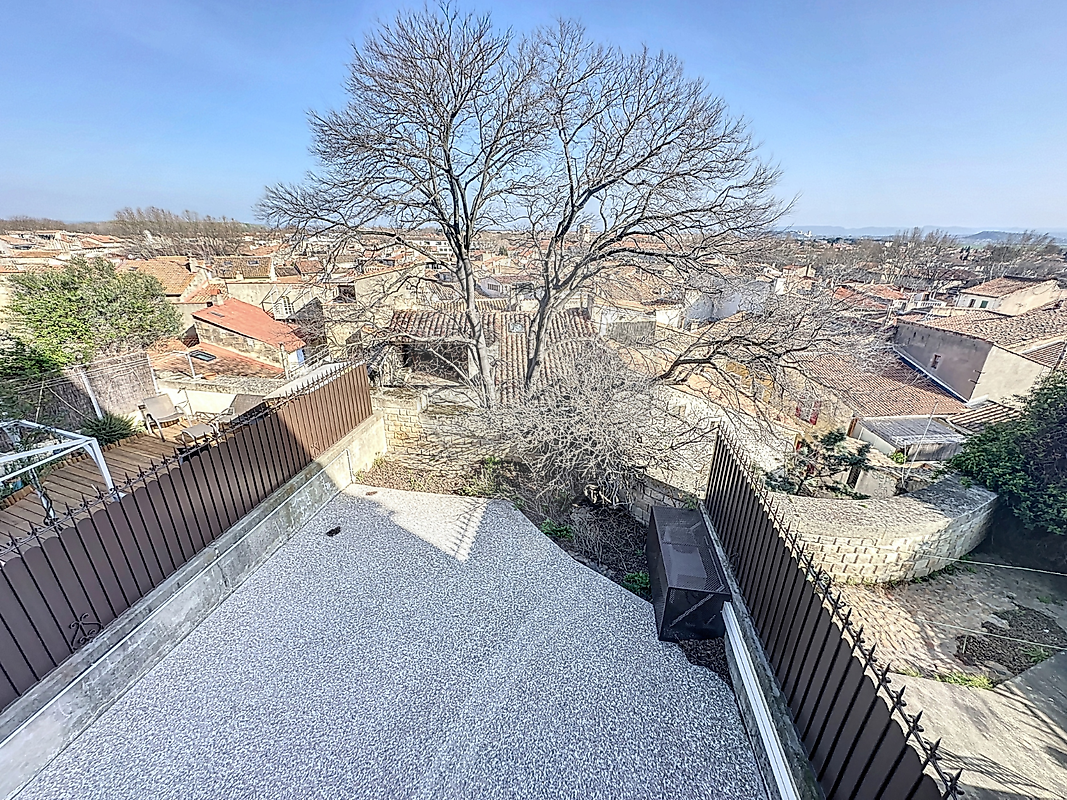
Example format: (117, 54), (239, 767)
(773, 476), (997, 584)
(372, 389), (490, 471)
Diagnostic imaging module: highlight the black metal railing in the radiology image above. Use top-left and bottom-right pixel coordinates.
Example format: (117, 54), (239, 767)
(704, 430), (961, 800)
(0, 363), (374, 712)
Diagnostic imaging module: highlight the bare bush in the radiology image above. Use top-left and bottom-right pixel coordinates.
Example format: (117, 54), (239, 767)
(476, 342), (713, 515)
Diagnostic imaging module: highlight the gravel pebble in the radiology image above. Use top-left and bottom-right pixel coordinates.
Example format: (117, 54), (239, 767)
(16, 485), (765, 800)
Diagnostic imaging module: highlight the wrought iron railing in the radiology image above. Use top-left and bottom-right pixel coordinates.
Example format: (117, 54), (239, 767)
(0, 363), (373, 711)
(704, 430), (961, 800)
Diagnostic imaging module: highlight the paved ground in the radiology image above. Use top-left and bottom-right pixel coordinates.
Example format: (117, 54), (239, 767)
(899, 655), (1067, 799)
(16, 485), (764, 800)
(841, 558), (1067, 679)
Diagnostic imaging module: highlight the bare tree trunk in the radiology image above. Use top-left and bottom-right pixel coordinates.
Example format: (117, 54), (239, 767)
(524, 287), (555, 390)
(459, 256), (497, 406)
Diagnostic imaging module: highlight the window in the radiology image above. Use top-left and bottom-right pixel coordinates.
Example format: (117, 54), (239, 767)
(980, 300), (989, 308)
(796, 399), (822, 425)
(931, 354), (941, 369)
(274, 296), (293, 317)
(968, 298), (976, 308)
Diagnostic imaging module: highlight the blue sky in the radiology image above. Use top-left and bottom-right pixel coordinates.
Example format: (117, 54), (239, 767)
(2, 0), (1065, 230)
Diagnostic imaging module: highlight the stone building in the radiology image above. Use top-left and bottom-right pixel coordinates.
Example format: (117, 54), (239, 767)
(192, 297), (306, 371)
(954, 276), (1065, 315)
(895, 300), (1067, 403)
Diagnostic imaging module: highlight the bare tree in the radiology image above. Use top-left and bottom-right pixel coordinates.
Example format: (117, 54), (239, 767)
(111, 207), (253, 259)
(516, 21), (783, 389)
(648, 285), (892, 427)
(873, 228), (962, 286)
(259, 5), (546, 406)
(976, 230), (1061, 278)
(259, 5), (783, 406)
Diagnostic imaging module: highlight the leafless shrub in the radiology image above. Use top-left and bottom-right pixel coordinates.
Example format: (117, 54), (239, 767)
(476, 342), (713, 516)
(568, 505), (643, 565)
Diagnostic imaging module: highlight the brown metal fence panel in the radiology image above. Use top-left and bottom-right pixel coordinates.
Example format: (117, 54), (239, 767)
(0, 363), (373, 712)
(704, 431), (959, 800)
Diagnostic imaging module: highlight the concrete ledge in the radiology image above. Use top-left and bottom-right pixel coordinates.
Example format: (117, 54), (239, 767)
(0, 414), (385, 800)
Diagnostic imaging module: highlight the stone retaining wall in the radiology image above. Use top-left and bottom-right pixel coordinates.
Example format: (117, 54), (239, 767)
(773, 476), (997, 584)
(372, 389), (491, 471)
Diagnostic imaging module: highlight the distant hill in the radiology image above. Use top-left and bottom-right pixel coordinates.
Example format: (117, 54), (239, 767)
(787, 225), (1067, 243)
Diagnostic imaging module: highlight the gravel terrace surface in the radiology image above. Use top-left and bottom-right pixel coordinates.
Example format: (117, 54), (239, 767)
(17, 485), (764, 800)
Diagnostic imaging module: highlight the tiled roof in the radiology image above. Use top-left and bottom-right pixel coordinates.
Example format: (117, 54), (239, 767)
(124, 258), (197, 295)
(5, 250), (62, 259)
(182, 285), (223, 304)
(495, 308), (598, 405)
(388, 309), (469, 340)
(1021, 340), (1066, 369)
(852, 283), (909, 302)
(807, 355), (968, 417)
(386, 307), (598, 405)
(431, 298), (510, 313)
(296, 259), (324, 274)
(210, 256), (271, 279)
(964, 276), (1050, 298)
(594, 267), (683, 308)
(948, 401), (1021, 434)
(909, 302), (1067, 349)
(150, 340), (285, 379)
(193, 299), (305, 350)
(493, 274), (537, 286)
(834, 287), (888, 310)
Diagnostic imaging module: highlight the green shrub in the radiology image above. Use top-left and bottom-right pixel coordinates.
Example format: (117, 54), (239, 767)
(949, 372), (1067, 535)
(622, 571), (651, 596)
(539, 518), (573, 541)
(81, 412), (141, 445)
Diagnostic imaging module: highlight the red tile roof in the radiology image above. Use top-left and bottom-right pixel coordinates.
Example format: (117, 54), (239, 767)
(807, 355), (968, 417)
(193, 299), (305, 350)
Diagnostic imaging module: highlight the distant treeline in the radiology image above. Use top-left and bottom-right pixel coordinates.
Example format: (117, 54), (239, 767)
(1, 207), (263, 258)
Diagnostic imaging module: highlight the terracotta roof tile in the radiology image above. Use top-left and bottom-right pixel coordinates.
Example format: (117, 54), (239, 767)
(909, 302), (1067, 349)
(193, 298), (305, 350)
(949, 401), (1021, 434)
(386, 307), (598, 404)
(150, 341), (285, 379)
(210, 256), (271, 279)
(807, 355), (969, 417)
(124, 258), (196, 295)
(1021, 340), (1067, 369)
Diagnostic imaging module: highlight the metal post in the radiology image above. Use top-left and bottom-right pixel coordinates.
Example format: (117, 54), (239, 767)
(75, 365), (104, 421)
(81, 437), (116, 496)
(185, 351), (198, 380)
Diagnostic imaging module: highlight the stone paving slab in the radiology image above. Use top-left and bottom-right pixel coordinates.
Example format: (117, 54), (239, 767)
(841, 558), (1067, 678)
(16, 485), (764, 800)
